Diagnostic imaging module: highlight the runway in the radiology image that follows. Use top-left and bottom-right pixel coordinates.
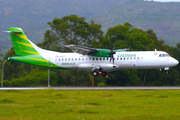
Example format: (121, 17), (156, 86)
(0, 86), (180, 90)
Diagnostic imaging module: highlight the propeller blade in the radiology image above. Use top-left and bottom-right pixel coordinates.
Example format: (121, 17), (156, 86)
(109, 45), (116, 64)
(113, 56), (115, 64)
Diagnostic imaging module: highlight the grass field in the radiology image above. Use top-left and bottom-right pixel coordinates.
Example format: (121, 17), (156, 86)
(0, 89), (180, 120)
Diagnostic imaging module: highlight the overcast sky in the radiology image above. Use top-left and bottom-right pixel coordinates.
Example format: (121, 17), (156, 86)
(144, 0), (180, 2)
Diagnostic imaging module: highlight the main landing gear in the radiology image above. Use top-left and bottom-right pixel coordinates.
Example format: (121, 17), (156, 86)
(92, 69), (108, 78)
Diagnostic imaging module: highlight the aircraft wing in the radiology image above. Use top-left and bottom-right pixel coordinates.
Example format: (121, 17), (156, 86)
(65, 44), (98, 55)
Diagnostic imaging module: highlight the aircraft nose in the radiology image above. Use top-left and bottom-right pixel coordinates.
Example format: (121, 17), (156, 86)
(175, 59), (179, 65)
(173, 58), (179, 66)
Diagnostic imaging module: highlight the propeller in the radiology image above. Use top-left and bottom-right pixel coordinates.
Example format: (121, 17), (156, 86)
(109, 45), (116, 64)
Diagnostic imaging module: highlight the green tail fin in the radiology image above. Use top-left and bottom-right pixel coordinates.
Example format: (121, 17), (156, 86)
(8, 27), (40, 56)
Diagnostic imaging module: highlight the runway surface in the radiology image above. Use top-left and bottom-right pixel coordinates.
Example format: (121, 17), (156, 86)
(0, 86), (180, 90)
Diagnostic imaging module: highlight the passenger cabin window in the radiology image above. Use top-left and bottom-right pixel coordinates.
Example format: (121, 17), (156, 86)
(79, 58), (81, 61)
(96, 58), (98, 60)
(103, 58), (105, 60)
(93, 58), (95, 60)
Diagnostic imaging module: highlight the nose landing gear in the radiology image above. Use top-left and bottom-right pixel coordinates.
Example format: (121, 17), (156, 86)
(159, 67), (169, 74)
(164, 67), (169, 74)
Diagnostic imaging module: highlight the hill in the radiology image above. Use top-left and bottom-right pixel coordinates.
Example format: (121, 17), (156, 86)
(0, 0), (124, 53)
(93, 0), (180, 45)
(0, 0), (180, 53)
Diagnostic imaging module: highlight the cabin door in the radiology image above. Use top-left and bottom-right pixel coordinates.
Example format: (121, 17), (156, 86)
(47, 58), (52, 67)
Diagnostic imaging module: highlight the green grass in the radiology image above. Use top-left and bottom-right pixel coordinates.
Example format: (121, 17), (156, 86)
(0, 89), (180, 120)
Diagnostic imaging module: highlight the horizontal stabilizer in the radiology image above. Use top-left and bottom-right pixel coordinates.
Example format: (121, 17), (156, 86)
(3, 31), (22, 33)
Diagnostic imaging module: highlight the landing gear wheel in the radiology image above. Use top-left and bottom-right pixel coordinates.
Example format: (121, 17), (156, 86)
(92, 71), (99, 76)
(101, 72), (107, 77)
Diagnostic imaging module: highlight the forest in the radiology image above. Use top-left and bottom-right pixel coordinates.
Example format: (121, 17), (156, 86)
(0, 15), (180, 87)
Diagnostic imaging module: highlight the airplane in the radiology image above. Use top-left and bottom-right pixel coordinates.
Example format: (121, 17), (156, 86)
(5, 27), (179, 78)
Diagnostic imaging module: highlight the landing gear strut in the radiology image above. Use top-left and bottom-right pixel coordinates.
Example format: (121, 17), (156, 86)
(164, 67), (169, 74)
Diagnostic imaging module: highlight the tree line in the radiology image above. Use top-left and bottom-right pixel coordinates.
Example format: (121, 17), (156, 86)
(0, 14), (180, 87)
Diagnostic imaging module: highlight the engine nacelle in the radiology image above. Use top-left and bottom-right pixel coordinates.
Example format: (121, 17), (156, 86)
(88, 49), (111, 57)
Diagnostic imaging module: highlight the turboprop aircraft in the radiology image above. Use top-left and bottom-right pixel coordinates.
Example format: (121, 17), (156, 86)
(5, 27), (179, 78)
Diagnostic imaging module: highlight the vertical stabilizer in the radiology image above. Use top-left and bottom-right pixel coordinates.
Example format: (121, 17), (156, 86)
(8, 27), (40, 56)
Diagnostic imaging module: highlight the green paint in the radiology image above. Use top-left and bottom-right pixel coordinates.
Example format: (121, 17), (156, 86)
(89, 49), (126, 57)
(117, 54), (136, 58)
(88, 49), (111, 57)
(8, 27), (39, 56)
(8, 27), (68, 70)
(9, 55), (67, 70)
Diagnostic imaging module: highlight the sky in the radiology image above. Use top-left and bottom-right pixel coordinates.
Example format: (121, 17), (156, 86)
(144, 0), (180, 2)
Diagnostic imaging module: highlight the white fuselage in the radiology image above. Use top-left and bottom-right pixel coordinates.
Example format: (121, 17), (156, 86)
(41, 51), (179, 72)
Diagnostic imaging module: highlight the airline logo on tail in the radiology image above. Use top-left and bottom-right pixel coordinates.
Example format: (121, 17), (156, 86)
(5, 28), (63, 69)
(8, 27), (39, 56)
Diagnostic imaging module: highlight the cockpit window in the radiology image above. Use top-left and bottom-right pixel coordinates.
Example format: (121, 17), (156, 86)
(166, 54), (170, 57)
(158, 54), (170, 57)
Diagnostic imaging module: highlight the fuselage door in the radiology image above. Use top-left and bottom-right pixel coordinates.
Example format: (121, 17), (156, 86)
(47, 58), (52, 67)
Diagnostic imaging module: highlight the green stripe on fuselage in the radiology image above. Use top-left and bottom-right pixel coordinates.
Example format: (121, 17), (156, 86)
(9, 55), (67, 70)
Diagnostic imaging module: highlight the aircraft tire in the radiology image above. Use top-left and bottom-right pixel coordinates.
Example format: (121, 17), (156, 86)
(92, 71), (99, 76)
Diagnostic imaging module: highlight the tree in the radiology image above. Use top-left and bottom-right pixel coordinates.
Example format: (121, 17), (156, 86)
(105, 22), (158, 51)
(41, 14), (104, 51)
(0, 49), (3, 63)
